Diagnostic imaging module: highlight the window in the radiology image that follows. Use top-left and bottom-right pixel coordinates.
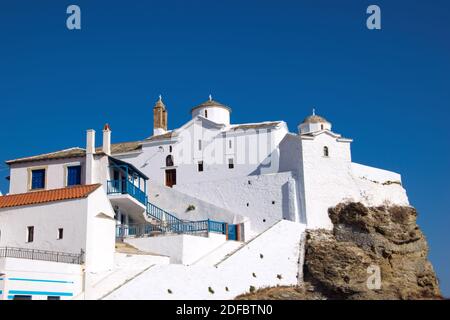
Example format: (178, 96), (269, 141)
(229, 140), (232, 149)
(67, 165), (81, 186)
(169, 145), (173, 153)
(323, 146), (329, 157)
(321, 124), (324, 130)
(166, 155), (174, 167)
(205, 110), (208, 118)
(198, 161), (204, 172)
(27, 226), (34, 243)
(57, 228), (64, 240)
(228, 158), (234, 169)
(48, 296), (61, 300)
(198, 140), (202, 151)
(31, 169), (45, 190)
(13, 295), (32, 300)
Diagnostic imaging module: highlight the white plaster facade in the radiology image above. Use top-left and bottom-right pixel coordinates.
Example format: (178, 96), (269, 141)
(0, 187), (116, 273)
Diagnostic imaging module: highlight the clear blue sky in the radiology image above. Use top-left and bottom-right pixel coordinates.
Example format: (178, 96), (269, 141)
(0, 0), (449, 297)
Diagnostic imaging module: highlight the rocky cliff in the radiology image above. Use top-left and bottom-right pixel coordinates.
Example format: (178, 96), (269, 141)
(237, 202), (441, 300)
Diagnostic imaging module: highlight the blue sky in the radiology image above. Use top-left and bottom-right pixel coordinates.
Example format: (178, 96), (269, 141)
(0, 0), (449, 296)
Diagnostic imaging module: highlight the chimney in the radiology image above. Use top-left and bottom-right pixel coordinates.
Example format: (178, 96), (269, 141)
(86, 129), (96, 184)
(153, 95), (168, 136)
(102, 124), (111, 155)
(86, 129), (96, 154)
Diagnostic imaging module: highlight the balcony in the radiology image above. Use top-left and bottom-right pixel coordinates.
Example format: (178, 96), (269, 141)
(107, 179), (147, 205)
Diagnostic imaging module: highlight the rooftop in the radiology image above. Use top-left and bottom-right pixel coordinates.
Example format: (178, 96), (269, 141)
(6, 142), (143, 165)
(229, 121), (282, 131)
(0, 184), (102, 209)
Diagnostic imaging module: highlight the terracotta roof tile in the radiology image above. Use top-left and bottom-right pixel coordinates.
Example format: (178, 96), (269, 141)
(0, 184), (102, 209)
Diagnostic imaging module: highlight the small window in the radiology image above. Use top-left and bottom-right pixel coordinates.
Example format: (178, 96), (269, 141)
(323, 146), (329, 157)
(228, 158), (234, 169)
(205, 110), (208, 118)
(198, 140), (202, 151)
(229, 140), (232, 149)
(31, 169), (45, 190)
(169, 146), (173, 153)
(48, 296), (61, 300)
(198, 161), (204, 172)
(57, 228), (64, 240)
(67, 165), (81, 186)
(27, 226), (34, 243)
(321, 124), (324, 130)
(13, 295), (32, 300)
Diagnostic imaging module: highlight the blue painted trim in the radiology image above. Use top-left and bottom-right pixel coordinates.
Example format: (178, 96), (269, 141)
(8, 295), (14, 300)
(0, 290), (3, 294)
(8, 290), (73, 297)
(8, 278), (74, 284)
(0, 278), (4, 281)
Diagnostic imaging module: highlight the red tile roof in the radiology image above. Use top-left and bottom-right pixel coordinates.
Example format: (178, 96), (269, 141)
(0, 184), (102, 209)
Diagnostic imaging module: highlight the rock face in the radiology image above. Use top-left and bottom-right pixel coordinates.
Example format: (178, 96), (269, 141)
(238, 202), (441, 300)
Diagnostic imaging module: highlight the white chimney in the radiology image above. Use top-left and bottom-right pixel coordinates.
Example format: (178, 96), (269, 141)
(86, 129), (96, 154)
(102, 124), (111, 155)
(86, 129), (96, 185)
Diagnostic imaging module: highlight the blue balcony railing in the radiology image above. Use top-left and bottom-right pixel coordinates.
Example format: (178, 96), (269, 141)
(116, 219), (227, 239)
(107, 180), (147, 205)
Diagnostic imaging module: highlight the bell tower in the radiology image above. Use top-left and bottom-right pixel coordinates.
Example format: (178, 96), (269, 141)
(153, 95), (168, 136)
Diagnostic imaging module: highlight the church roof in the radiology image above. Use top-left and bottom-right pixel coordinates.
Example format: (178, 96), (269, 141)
(229, 121), (282, 131)
(302, 114), (329, 124)
(145, 131), (177, 142)
(191, 99), (232, 113)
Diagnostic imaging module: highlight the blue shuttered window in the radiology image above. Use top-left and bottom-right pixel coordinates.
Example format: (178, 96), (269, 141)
(67, 166), (81, 186)
(31, 169), (45, 190)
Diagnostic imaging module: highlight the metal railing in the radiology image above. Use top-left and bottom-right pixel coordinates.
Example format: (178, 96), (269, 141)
(116, 219), (227, 239)
(0, 247), (84, 265)
(146, 202), (182, 225)
(107, 180), (147, 205)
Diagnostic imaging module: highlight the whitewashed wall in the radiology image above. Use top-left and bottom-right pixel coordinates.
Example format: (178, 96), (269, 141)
(0, 199), (88, 253)
(8, 157), (86, 195)
(0, 257), (83, 300)
(84, 188), (116, 272)
(300, 132), (409, 230)
(125, 233), (227, 265)
(0, 188), (116, 273)
(174, 171), (301, 239)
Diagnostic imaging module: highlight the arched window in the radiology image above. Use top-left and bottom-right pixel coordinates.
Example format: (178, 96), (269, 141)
(166, 155), (174, 167)
(323, 146), (329, 157)
(205, 110), (208, 118)
(321, 124), (324, 130)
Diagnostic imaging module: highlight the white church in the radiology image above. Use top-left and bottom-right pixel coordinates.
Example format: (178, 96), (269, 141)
(0, 96), (409, 300)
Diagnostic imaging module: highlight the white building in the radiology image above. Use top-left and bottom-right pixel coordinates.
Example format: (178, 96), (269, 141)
(0, 96), (409, 300)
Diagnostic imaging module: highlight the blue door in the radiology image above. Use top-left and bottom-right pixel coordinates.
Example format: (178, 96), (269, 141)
(228, 224), (238, 241)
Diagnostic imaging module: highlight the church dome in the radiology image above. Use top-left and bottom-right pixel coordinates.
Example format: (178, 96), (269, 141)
(298, 110), (332, 134)
(191, 96), (231, 125)
(191, 98), (232, 113)
(302, 114), (329, 124)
